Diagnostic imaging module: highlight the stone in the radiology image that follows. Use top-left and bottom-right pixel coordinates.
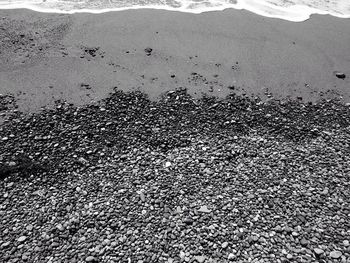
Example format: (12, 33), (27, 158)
(56, 224), (64, 231)
(165, 161), (171, 168)
(314, 248), (324, 255)
(140, 192), (146, 202)
(335, 72), (346, 79)
(300, 238), (309, 246)
(17, 236), (27, 243)
(86, 256), (97, 262)
(194, 256), (206, 263)
(343, 240), (349, 247)
(221, 241), (229, 249)
(329, 251), (342, 259)
(286, 254), (293, 260)
(26, 225), (33, 231)
(183, 218), (193, 225)
(8, 161), (16, 166)
(228, 253), (235, 260)
(145, 47), (153, 55)
(1, 241), (10, 248)
(198, 205), (211, 213)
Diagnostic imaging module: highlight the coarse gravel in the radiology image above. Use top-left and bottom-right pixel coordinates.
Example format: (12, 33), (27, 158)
(0, 88), (350, 263)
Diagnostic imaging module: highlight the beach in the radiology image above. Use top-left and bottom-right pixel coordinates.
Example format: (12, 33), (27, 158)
(1, 8), (350, 113)
(1, 7), (350, 263)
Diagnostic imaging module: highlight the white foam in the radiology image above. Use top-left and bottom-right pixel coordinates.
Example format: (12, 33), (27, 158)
(0, 0), (349, 21)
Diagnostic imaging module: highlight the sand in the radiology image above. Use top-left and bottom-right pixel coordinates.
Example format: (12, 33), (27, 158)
(0, 8), (350, 113)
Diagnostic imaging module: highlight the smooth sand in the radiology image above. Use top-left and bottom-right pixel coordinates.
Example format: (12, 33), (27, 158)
(0, 9), (350, 112)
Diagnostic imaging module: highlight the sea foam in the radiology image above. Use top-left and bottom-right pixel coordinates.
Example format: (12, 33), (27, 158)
(0, 0), (349, 22)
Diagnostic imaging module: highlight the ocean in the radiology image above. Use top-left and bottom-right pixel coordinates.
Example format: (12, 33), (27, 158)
(0, 0), (349, 21)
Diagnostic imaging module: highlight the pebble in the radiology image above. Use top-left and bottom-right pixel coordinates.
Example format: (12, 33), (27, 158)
(56, 224), (64, 231)
(286, 254), (293, 259)
(329, 251), (342, 259)
(1, 241), (10, 248)
(221, 241), (229, 249)
(335, 72), (346, 79)
(86, 256), (97, 262)
(194, 256), (206, 263)
(228, 253), (235, 260)
(198, 205), (211, 213)
(314, 248), (324, 255)
(343, 240), (349, 247)
(140, 192), (146, 202)
(17, 236), (27, 243)
(300, 238), (309, 246)
(165, 161), (171, 167)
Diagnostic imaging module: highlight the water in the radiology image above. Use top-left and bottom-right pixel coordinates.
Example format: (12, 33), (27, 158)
(0, 0), (349, 21)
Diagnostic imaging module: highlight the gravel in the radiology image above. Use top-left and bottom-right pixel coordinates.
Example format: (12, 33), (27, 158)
(0, 88), (350, 262)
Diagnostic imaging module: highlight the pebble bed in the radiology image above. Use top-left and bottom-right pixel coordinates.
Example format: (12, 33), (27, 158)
(0, 89), (350, 263)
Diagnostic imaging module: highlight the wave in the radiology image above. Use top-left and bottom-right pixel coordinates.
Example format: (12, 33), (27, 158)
(0, 0), (349, 22)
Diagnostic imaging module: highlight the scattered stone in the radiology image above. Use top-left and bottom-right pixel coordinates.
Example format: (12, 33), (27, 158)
(221, 241), (229, 249)
(56, 224), (64, 231)
(314, 248), (324, 255)
(194, 256), (206, 263)
(228, 253), (235, 260)
(86, 256), (98, 262)
(198, 205), (211, 213)
(1, 241), (10, 248)
(300, 238), (309, 246)
(140, 192), (146, 202)
(335, 71), (346, 79)
(17, 236), (27, 243)
(8, 161), (16, 166)
(144, 47), (153, 55)
(329, 251), (342, 259)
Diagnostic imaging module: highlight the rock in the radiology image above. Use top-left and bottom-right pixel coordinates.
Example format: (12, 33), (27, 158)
(17, 236), (27, 243)
(8, 161), (16, 166)
(194, 256), (206, 263)
(286, 254), (293, 260)
(300, 238), (309, 246)
(1, 241), (10, 248)
(145, 47), (153, 55)
(183, 218), (193, 225)
(86, 256), (98, 262)
(56, 224), (64, 231)
(165, 161), (171, 168)
(343, 240), (349, 247)
(314, 248), (324, 255)
(228, 253), (235, 260)
(221, 241), (229, 249)
(329, 251), (342, 259)
(335, 72), (346, 79)
(198, 205), (211, 213)
(26, 225), (33, 231)
(140, 192), (146, 202)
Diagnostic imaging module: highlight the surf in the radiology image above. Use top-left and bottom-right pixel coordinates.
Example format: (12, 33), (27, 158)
(0, 0), (349, 22)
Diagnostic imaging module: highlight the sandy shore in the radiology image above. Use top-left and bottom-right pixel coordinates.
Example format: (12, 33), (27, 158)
(0, 8), (350, 112)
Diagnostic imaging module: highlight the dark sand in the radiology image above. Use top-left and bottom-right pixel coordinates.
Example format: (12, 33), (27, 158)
(0, 8), (350, 113)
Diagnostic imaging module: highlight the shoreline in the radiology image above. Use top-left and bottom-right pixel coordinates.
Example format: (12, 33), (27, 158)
(0, 8), (350, 115)
(1, 3), (350, 22)
(1, 88), (350, 262)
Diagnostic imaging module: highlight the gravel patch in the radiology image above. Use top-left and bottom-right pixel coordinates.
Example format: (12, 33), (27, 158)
(0, 88), (350, 262)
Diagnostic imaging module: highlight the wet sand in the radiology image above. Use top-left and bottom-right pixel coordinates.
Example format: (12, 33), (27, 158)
(0, 8), (350, 112)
